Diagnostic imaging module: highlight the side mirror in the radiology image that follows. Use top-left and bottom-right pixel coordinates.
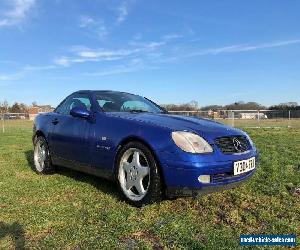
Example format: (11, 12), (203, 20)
(70, 106), (90, 119)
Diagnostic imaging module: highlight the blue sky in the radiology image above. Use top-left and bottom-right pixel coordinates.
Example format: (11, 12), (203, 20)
(0, 0), (300, 107)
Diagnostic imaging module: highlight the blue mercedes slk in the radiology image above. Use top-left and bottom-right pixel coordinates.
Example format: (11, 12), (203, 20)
(33, 90), (258, 206)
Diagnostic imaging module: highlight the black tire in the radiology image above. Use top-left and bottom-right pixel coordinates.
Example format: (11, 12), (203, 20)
(33, 136), (55, 174)
(116, 141), (163, 206)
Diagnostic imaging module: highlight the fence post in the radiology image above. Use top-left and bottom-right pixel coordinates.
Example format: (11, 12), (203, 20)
(2, 112), (4, 133)
(288, 110), (291, 128)
(230, 110), (235, 127)
(257, 110), (260, 128)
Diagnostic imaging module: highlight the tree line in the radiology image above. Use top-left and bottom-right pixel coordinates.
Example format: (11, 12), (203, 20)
(0, 101), (38, 113)
(1, 100), (299, 113)
(162, 101), (299, 111)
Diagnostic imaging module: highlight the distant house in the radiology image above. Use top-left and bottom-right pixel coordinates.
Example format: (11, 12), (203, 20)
(29, 105), (54, 120)
(239, 113), (268, 119)
(207, 109), (220, 119)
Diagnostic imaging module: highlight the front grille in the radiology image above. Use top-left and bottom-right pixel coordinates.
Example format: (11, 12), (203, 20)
(211, 172), (232, 182)
(211, 172), (249, 183)
(214, 136), (250, 154)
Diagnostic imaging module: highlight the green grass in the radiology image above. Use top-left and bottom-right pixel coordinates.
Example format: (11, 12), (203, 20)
(0, 123), (299, 249)
(220, 118), (300, 128)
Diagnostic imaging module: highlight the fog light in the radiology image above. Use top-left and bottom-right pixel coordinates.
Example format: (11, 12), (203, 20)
(198, 175), (211, 183)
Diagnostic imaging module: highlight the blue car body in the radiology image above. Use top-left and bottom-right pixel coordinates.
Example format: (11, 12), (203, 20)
(33, 90), (258, 197)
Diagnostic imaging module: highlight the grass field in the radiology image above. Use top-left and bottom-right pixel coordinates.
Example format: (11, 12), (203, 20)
(0, 121), (299, 249)
(221, 118), (300, 128)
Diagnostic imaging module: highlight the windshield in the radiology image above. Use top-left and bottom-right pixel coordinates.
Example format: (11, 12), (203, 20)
(95, 92), (164, 114)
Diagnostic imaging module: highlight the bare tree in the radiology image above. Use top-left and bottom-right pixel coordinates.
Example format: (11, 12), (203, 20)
(0, 100), (9, 113)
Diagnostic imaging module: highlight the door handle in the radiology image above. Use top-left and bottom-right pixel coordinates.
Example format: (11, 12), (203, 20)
(52, 119), (59, 125)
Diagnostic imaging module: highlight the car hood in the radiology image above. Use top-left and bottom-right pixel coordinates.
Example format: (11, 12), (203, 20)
(107, 112), (245, 141)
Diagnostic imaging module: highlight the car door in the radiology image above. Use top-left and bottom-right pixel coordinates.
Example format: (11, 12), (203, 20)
(49, 93), (93, 167)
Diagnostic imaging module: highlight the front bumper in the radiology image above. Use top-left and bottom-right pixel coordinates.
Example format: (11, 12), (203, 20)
(166, 170), (255, 198)
(157, 150), (258, 198)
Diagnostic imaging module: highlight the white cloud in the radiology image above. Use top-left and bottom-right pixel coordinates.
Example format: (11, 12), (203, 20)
(53, 47), (140, 67)
(78, 51), (99, 58)
(116, 1), (129, 24)
(162, 34), (182, 41)
(129, 40), (166, 50)
(116, 0), (136, 24)
(0, 0), (36, 27)
(53, 40), (167, 67)
(79, 16), (94, 28)
(77, 48), (135, 58)
(53, 57), (70, 67)
(53, 55), (119, 67)
(79, 15), (108, 39)
(191, 39), (300, 56)
(4, 37), (299, 82)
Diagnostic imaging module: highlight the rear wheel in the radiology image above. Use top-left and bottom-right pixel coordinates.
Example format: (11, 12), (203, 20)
(33, 136), (54, 174)
(117, 142), (163, 206)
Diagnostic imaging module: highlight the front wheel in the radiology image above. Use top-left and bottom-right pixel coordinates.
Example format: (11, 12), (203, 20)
(116, 142), (163, 206)
(33, 136), (54, 174)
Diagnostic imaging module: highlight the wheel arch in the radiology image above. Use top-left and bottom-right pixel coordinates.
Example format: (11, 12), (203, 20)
(113, 136), (166, 190)
(33, 130), (47, 142)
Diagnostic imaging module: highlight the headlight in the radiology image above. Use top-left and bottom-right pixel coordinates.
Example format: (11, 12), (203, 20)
(171, 131), (213, 154)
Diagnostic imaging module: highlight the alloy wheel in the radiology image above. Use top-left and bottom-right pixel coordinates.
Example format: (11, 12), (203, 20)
(118, 148), (150, 201)
(34, 140), (47, 172)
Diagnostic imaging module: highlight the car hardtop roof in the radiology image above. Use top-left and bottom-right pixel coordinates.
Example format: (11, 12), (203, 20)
(74, 90), (136, 96)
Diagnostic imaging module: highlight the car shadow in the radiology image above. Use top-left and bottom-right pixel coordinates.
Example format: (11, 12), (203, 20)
(0, 221), (25, 249)
(24, 150), (35, 172)
(24, 150), (121, 201)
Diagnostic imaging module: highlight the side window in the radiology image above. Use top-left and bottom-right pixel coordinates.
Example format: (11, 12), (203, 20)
(121, 101), (149, 111)
(97, 99), (111, 108)
(55, 94), (91, 115)
(97, 97), (120, 112)
(70, 97), (91, 111)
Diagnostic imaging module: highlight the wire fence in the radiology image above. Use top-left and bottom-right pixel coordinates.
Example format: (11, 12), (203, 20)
(168, 110), (300, 128)
(1, 113), (32, 133)
(1, 110), (300, 133)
